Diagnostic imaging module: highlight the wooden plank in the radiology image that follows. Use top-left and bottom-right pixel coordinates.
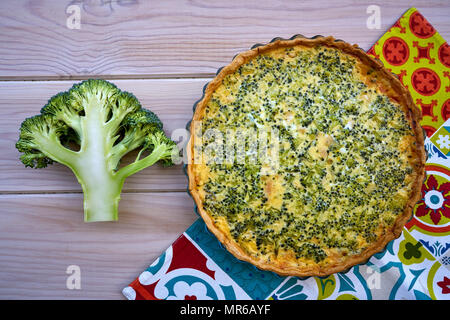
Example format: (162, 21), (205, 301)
(0, 192), (197, 299)
(0, 79), (209, 193)
(0, 0), (448, 79)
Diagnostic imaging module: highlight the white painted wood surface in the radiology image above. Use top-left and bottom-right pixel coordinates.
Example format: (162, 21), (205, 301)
(0, 0), (448, 299)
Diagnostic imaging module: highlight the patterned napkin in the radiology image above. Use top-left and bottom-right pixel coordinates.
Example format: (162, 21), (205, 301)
(123, 7), (450, 300)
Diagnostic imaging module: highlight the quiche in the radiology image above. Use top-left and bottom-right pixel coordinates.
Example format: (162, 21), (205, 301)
(187, 35), (426, 277)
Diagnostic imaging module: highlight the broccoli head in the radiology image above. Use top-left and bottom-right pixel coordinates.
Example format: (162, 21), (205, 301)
(16, 79), (178, 222)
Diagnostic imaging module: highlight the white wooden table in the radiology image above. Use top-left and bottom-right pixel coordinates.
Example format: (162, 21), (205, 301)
(0, 0), (449, 299)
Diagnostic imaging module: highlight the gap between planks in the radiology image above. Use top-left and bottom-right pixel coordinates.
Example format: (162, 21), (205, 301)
(0, 73), (216, 82)
(0, 189), (188, 195)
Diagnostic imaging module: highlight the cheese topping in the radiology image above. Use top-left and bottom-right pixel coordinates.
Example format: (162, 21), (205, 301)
(194, 45), (417, 267)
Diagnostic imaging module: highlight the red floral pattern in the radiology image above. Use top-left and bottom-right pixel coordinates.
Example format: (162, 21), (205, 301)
(383, 37), (410, 66)
(415, 175), (450, 225)
(442, 99), (450, 121)
(437, 276), (450, 294)
(411, 68), (441, 96)
(409, 11), (436, 39)
(438, 43), (450, 68)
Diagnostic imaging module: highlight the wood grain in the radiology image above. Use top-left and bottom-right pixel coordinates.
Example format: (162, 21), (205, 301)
(0, 79), (209, 193)
(0, 0), (449, 300)
(0, 0), (448, 79)
(0, 192), (197, 299)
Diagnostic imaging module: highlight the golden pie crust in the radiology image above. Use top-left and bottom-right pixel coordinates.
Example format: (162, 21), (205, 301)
(186, 36), (426, 277)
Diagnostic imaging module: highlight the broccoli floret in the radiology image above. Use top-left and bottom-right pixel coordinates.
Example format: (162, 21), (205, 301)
(16, 79), (178, 222)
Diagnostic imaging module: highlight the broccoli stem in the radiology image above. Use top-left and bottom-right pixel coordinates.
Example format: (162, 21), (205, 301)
(117, 144), (169, 180)
(33, 133), (79, 168)
(78, 171), (123, 222)
(74, 97), (125, 222)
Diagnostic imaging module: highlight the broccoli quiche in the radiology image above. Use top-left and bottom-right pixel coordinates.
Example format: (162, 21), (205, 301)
(187, 36), (426, 277)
